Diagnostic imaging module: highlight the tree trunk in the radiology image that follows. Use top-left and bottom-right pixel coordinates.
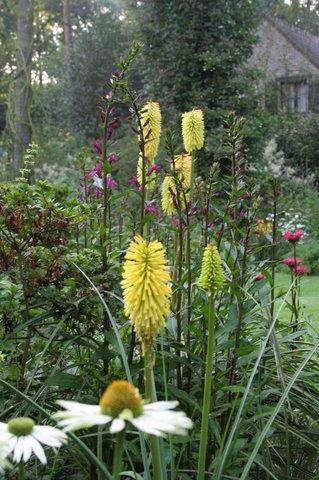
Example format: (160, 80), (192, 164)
(62, 0), (77, 132)
(13, 0), (33, 175)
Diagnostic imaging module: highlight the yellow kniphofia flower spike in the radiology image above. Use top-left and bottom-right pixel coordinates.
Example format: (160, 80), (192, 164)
(198, 244), (224, 293)
(121, 235), (172, 350)
(182, 109), (204, 153)
(140, 102), (161, 162)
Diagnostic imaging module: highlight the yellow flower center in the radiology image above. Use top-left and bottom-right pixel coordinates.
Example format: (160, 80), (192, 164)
(99, 380), (144, 418)
(8, 417), (35, 436)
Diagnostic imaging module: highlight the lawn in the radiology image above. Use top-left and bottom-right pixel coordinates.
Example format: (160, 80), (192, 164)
(275, 271), (319, 326)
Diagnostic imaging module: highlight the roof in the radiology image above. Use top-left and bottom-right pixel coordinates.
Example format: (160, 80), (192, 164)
(265, 15), (319, 70)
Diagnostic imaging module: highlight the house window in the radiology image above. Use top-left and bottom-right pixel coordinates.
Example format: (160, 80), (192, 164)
(280, 80), (309, 113)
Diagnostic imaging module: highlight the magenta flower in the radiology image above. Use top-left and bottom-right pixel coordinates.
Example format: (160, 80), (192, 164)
(254, 273), (265, 282)
(88, 161), (103, 178)
(293, 265), (308, 276)
(241, 192), (249, 200)
(106, 91), (113, 101)
(283, 230), (304, 242)
(128, 176), (141, 190)
(107, 127), (114, 140)
(171, 216), (179, 228)
(283, 257), (302, 268)
(148, 164), (160, 175)
(92, 140), (102, 154)
(108, 153), (119, 165)
(105, 175), (118, 189)
(144, 202), (159, 215)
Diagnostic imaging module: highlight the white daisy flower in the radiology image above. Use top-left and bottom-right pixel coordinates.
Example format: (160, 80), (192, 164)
(0, 417), (67, 465)
(55, 380), (193, 437)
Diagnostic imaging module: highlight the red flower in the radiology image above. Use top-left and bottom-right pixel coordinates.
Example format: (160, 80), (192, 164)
(293, 265), (308, 276)
(254, 273), (265, 282)
(283, 230), (304, 242)
(283, 257), (302, 268)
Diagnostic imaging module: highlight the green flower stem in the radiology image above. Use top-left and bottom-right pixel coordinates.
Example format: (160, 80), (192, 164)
(112, 430), (126, 480)
(292, 242), (299, 331)
(197, 292), (216, 480)
(18, 463), (25, 480)
(144, 348), (163, 480)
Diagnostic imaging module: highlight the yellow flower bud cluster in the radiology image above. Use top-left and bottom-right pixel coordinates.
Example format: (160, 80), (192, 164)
(182, 109), (204, 153)
(198, 244), (224, 293)
(121, 236), (171, 350)
(137, 102), (161, 187)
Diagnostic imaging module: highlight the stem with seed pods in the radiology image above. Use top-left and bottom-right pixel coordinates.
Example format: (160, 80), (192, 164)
(112, 430), (126, 480)
(197, 292), (216, 480)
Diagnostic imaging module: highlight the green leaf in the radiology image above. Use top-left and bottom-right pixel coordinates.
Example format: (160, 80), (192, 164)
(44, 372), (83, 389)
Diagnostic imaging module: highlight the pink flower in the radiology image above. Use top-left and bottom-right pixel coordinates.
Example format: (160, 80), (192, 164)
(80, 184), (93, 198)
(254, 273), (265, 282)
(283, 257), (302, 268)
(88, 161), (103, 178)
(108, 153), (119, 164)
(107, 127), (114, 140)
(106, 91), (113, 101)
(92, 140), (102, 154)
(144, 202), (159, 215)
(148, 164), (160, 175)
(240, 192), (249, 200)
(283, 230), (304, 242)
(128, 176), (141, 190)
(293, 265), (308, 276)
(106, 175), (118, 189)
(171, 216), (178, 228)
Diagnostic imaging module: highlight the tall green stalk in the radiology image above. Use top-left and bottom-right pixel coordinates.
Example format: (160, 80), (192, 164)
(197, 293), (216, 480)
(144, 348), (163, 480)
(18, 463), (25, 480)
(112, 430), (126, 480)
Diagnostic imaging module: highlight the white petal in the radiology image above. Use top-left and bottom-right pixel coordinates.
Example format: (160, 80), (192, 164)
(0, 432), (14, 444)
(130, 418), (165, 437)
(22, 437), (32, 463)
(13, 437), (24, 463)
(144, 401), (179, 411)
(109, 418), (125, 434)
(32, 426), (67, 447)
(56, 401), (100, 415)
(5, 436), (18, 456)
(57, 415), (112, 432)
(0, 424), (9, 434)
(29, 437), (47, 465)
